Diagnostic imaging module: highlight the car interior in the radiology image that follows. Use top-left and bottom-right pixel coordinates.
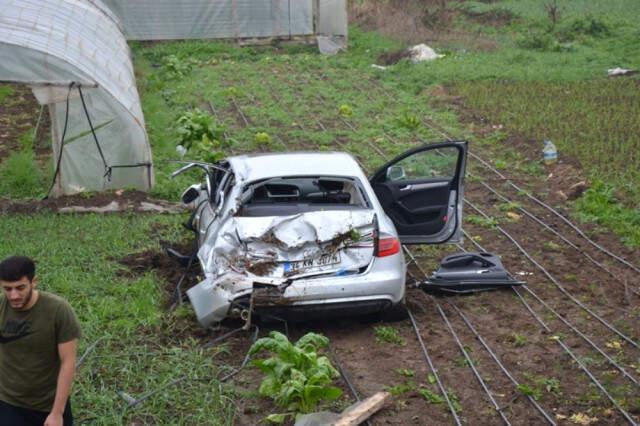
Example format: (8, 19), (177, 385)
(238, 176), (369, 217)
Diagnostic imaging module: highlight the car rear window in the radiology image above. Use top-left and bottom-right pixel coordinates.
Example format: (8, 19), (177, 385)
(238, 177), (369, 217)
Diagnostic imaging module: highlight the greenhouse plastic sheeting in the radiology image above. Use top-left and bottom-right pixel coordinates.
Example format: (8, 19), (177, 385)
(101, 0), (347, 41)
(0, 0), (153, 196)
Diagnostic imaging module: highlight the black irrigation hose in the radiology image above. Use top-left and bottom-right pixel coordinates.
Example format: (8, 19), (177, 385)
(456, 235), (640, 387)
(465, 199), (639, 349)
(513, 288), (639, 426)
(356, 73), (640, 275)
(521, 285), (640, 386)
(456, 244), (640, 424)
(474, 177), (640, 298)
(448, 303), (557, 425)
(119, 325), (259, 412)
(407, 307), (463, 426)
(467, 150), (640, 275)
(435, 303), (512, 426)
(329, 345), (373, 426)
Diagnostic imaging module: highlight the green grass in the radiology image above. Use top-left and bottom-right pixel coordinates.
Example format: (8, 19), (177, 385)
(0, 84), (15, 104)
(0, 214), (234, 424)
(0, 151), (47, 198)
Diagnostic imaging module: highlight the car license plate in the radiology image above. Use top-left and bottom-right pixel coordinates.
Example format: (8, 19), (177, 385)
(283, 252), (341, 273)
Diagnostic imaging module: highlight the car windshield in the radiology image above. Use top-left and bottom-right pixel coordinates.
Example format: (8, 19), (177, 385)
(238, 176), (369, 217)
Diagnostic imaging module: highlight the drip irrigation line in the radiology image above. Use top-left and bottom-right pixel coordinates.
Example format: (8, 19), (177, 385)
(329, 345), (373, 426)
(458, 231), (639, 389)
(76, 336), (106, 368)
(219, 325), (259, 382)
(407, 307), (463, 426)
(465, 199), (639, 349)
(356, 73), (640, 276)
(474, 177), (640, 298)
(230, 96), (250, 127)
(436, 303), (512, 426)
(272, 69), (636, 422)
(521, 285), (639, 386)
(513, 288), (638, 426)
(468, 151), (640, 275)
(448, 303), (557, 425)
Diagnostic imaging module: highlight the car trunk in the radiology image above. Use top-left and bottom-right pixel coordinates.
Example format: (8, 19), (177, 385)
(200, 209), (377, 283)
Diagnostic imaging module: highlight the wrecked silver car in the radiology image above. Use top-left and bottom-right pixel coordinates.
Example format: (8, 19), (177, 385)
(172, 142), (468, 327)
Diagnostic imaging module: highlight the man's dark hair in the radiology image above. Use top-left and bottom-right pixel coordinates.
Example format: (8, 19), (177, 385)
(0, 256), (36, 282)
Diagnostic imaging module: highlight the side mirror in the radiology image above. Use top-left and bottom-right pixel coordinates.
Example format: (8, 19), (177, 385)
(386, 165), (406, 181)
(181, 184), (201, 205)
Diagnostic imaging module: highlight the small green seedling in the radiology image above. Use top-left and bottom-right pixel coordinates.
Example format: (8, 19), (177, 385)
(374, 326), (406, 346)
(394, 368), (415, 377)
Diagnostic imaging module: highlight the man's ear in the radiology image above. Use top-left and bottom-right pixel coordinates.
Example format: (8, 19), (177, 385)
(31, 276), (39, 288)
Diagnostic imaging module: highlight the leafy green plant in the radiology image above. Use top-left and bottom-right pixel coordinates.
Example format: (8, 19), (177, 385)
(374, 325), (406, 346)
(162, 55), (196, 79)
(497, 201), (522, 212)
(466, 215), (499, 229)
(447, 390), (463, 413)
(398, 112), (420, 130)
(509, 333), (527, 348)
(175, 109), (229, 163)
(517, 383), (542, 400)
(338, 104), (353, 117)
(394, 368), (415, 377)
(419, 387), (445, 404)
(249, 331), (342, 421)
(254, 132), (272, 146)
(386, 381), (414, 396)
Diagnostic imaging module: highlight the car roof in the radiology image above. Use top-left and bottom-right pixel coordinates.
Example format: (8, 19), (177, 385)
(228, 152), (366, 183)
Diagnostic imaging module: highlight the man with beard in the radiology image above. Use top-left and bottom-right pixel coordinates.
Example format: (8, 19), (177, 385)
(0, 256), (81, 426)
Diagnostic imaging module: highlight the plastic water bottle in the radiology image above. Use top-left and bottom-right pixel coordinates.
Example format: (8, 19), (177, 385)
(543, 140), (557, 164)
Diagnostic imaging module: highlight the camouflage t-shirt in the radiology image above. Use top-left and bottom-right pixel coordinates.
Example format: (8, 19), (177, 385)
(0, 291), (81, 412)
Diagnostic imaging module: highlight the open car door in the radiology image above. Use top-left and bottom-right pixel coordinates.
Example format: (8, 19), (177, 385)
(370, 141), (468, 244)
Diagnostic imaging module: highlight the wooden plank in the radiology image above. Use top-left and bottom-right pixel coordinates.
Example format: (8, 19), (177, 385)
(333, 391), (391, 426)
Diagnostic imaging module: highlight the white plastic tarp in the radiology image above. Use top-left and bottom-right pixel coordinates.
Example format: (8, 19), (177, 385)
(0, 0), (153, 196)
(101, 0), (347, 41)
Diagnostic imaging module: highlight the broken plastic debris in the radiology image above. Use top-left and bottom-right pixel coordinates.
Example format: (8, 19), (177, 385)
(515, 271), (533, 276)
(317, 36), (346, 56)
(607, 67), (637, 77)
(408, 44), (444, 63)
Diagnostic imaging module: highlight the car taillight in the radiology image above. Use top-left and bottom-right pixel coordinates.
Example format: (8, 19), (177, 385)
(376, 236), (400, 257)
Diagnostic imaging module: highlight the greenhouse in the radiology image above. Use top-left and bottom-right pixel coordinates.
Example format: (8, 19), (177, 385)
(101, 0), (348, 42)
(0, 0), (154, 196)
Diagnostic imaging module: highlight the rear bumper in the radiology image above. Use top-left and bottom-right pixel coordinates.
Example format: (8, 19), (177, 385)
(188, 252), (406, 327)
(243, 253), (406, 308)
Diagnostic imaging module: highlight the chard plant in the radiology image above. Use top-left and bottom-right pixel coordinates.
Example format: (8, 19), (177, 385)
(249, 331), (343, 423)
(175, 109), (230, 163)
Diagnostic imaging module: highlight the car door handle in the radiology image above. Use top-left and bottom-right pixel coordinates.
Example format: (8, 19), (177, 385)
(399, 182), (449, 191)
